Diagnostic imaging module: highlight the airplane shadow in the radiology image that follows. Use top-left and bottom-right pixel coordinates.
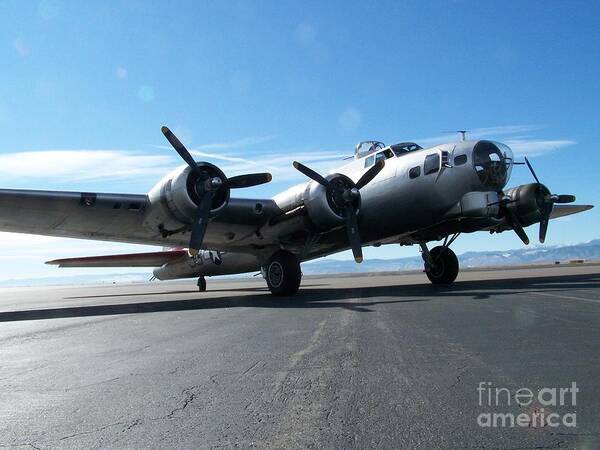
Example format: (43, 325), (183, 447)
(63, 283), (327, 300)
(1, 273), (598, 323)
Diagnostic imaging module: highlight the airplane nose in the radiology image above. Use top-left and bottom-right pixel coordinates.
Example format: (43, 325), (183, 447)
(472, 140), (513, 190)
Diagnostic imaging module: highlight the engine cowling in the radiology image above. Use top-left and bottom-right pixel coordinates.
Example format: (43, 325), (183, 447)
(303, 173), (361, 229)
(503, 183), (551, 226)
(144, 163), (230, 235)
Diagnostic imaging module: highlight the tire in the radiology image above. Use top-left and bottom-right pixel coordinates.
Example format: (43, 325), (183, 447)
(425, 246), (459, 285)
(197, 276), (207, 292)
(264, 251), (302, 296)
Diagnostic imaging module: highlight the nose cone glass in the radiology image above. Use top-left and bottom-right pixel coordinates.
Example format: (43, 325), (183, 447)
(496, 141), (514, 181)
(472, 140), (513, 190)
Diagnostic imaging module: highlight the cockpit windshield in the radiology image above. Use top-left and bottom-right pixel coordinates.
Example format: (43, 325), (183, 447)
(355, 141), (386, 159)
(390, 142), (422, 156)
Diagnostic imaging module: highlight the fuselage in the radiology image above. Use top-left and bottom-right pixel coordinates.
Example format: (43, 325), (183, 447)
(271, 139), (514, 255)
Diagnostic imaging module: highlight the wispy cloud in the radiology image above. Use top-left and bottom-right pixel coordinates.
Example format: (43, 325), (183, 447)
(417, 125), (546, 145)
(0, 146), (347, 185)
(0, 233), (157, 257)
(503, 139), (576, 157)
(151, 134), (278, 165)
(214, 149), (348, 182)
(0, 232), (159, 281)
(192, 135), (277, 151)
(415, 125), (575, 157)
(0, 150), (173, 181)
(466, 125), (546, 137)
(0, 124), (575, 186)
(188, 150), (255, 165)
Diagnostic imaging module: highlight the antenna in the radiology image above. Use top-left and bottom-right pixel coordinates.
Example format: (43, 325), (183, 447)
(442, 130), (468, 141)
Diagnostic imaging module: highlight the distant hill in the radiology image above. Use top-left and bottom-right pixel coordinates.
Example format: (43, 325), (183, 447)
(0, 239), (598, 287)
(301, 239), (600, 275)
(0, 273), (151, 288)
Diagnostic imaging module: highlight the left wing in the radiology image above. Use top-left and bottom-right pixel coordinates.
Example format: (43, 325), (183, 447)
(486, 203), (593, 234)
(550, 204), (594, 220)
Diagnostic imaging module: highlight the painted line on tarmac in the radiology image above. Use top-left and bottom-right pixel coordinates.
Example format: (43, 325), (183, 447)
(531, 291), (600, 304)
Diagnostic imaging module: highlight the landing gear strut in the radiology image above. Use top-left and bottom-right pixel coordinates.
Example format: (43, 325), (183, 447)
(420, 235), (460, 285)
(263, 250), (302, 296)
(197, 276), (207, 292)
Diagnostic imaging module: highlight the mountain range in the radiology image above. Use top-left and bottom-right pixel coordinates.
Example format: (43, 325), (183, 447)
(302, 239), (600, 274)
(0, 239), (599, 287)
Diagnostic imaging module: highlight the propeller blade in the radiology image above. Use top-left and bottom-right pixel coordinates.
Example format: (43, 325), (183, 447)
(292, 161), (329, 187)
(343, 206), (363, 263)
(188, 190), (215, 254)
(228, 173), (272, 189)
(356, 159), (385, 190)
(539, 206), (552, 244)
(524, 157), (540, 184)
(553, 194), (576, 204)
(161, 126), (198, 171)
(504, 207), (530, 245)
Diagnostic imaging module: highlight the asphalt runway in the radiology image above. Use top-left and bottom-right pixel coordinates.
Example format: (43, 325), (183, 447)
(1, 265), (600, 449)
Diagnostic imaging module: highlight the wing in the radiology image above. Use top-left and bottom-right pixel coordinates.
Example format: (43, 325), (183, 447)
(485, 204), (594, 234)
(0, 188), (284, 250)
(46, 249), (188, 268)
(0, 188), (163, 245)
(550, 204), (594, 219)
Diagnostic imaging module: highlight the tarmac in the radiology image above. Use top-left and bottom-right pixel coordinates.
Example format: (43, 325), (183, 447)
(1, 264), (599, 449)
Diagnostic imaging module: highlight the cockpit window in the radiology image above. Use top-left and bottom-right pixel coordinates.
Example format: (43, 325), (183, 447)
(355, 141), (386, 159)
(365, 149), (393, 167)
(390, 142), (422, 156)
(377, 149), (393, 161)
(472, 141), (511, 190)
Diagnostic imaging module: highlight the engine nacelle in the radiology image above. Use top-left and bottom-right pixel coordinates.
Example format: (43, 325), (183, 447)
(143, 163), (230, 234)
(153, 250), (260, 280)
(303, 174), (361, 229)
(503, 183), (551, 226)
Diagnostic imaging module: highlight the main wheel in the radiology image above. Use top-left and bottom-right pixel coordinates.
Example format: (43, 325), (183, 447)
(264, 251), (302, 296)
(425, 246), (459, 285)
(197, 276), (207, 292)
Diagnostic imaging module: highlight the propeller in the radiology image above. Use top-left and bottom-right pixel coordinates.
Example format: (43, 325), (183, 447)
(293, 159), (386, 262)
(500, 157), (576, 245)
(523, 157), (576, 243)
(501, 201), (530, 245)
(161, 126), (272, 255)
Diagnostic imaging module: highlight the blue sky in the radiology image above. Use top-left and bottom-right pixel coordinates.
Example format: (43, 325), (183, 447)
(0, 0), (599, 280)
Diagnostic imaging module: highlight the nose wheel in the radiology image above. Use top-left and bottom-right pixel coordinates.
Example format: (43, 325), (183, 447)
(421, 244), (459, 285)
(263, 251), (302, 296)
(197, 276), (207, 292)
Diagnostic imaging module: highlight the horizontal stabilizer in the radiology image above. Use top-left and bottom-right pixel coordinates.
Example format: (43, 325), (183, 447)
(46, 249), (188, 268)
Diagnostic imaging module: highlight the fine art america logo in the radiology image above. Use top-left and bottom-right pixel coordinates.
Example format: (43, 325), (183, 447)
(477, 381), (578, 428)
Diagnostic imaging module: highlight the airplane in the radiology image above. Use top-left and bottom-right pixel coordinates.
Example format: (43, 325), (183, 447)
(0, 127), (593, 295)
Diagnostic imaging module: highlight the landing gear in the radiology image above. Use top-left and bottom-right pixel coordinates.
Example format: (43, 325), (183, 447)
(197, 276), (207, 292)
(420, 239), (459, 285)
(264, 251), (302, 296)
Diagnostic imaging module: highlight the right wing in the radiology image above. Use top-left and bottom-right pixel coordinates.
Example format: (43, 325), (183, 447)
(0, 188), (164, 245)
